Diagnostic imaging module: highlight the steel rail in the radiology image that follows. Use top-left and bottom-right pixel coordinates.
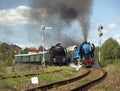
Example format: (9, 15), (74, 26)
(24, 69), (90, 91)
(70, 68), (107, 91)
(1, 70), (62, 79)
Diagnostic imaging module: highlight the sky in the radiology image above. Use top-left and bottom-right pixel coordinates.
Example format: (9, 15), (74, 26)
(0, 0), (120, 49)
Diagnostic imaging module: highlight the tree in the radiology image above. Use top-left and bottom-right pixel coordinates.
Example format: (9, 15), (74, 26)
(38, 45), (46, 52)
(94, 47), (99, 62)
(0, 42), (22, 66)
(101, 37), (119, 63)
(22, 47), (28, 54)
(0, 42), (9, 60)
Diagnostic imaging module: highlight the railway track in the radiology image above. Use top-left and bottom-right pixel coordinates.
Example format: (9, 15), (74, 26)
(24, 68), (106, 91)
(24, 69), (90, 91)
(70, 68), (107, 91)
(1, 70), (62, 79)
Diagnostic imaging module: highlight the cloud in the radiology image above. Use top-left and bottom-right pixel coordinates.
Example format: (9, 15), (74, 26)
(91, 23), (117, 29)
(105, 24), (117, 29)
(113, 34), (120, 44)
(89, 23), (116, 36)
(0, 6), (39, 25)
(99, 24), (117, 35)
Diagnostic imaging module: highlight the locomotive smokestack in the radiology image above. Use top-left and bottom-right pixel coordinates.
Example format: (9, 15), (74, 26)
(29, 0), (93, 47)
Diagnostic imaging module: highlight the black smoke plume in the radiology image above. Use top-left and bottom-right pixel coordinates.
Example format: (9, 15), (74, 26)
(29, 0), (93, 47)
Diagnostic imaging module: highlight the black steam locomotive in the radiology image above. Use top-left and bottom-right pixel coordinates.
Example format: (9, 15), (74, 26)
(49, 43), (70, 66)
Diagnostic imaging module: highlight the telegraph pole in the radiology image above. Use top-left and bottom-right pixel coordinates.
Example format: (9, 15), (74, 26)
(98, 25), (103, 66)
(41, 25), (52, 68)
(41, 25), (45, 67)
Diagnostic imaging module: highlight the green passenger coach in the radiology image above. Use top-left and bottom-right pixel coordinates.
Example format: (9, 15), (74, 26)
(14, 52), (50, 64)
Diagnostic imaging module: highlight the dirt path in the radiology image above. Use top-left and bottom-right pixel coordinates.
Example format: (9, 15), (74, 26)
(88, 67), (120, 91)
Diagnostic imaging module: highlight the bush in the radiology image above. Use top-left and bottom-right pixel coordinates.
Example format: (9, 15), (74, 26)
(100, 59), (120, 67)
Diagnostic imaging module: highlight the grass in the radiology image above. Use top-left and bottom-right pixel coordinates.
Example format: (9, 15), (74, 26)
(0, 79), (18, 91)
(1, 60), (120, 91)
(80, 78), (90, 83)
(0, 66), (78, 91)
(89, 64), (120, 91)
(37, 66), (77, 82)
(1, 66), (73, 78)
(95, 85), (113, 91)
(0, 61), (7, 74)
(107, 64), (120, 73)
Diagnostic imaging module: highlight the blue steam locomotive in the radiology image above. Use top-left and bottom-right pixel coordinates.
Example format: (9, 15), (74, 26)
(73, 44), (81, 65)
(73, 41), (95, 67)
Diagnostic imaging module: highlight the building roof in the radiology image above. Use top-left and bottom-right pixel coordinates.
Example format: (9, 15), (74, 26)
(28, 47), (39, 52)
(12, 45), (22, 49)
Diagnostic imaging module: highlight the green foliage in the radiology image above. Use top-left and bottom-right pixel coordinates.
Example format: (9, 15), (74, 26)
(38, 45), (46, 51)
(100, 38), (120, 66)
(0, 42), (9, 60)
(101, 38), (118, 59)
(94, 47), (99, 62)
(95, 85), (113, 91)
(22, 47), (28, 54)
(0, 42), (22, 66)
(0, 66), (77, 90)
(0, 61), (6, 73)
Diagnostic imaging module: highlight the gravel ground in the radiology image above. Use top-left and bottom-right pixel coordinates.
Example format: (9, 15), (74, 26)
(88, 66), (120, 91)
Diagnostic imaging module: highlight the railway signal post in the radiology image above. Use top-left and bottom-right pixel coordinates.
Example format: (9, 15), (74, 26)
(41, 25), (52, 68)
(98, 25), (103, 66)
